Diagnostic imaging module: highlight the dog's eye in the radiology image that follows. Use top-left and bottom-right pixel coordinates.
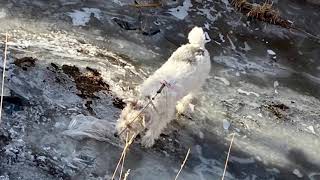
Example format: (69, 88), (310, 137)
(195, 49), (205, 56)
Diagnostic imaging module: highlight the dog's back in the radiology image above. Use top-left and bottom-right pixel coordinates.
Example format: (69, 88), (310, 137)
(139, 26), (210, 99)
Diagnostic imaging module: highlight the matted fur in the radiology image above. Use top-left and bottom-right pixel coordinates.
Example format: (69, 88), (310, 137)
(116, 27), (211, 147)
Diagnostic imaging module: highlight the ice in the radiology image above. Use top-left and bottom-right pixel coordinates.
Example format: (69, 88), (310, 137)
(214, 76), (230, 86)
(0, 8), (6, 18)
(223, 119), (230, 130)
(267, 49), (276, 56)
(307, 126), (316, 134)
(293, 169), (303, 178)
(168, 0), (192, 20)
(237, 88), (260, 97)
(1, 0), (320, 179)
(67, 8), (101, 26)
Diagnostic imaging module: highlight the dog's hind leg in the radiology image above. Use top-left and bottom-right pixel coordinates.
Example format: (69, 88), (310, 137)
(141, 108), (175, 147)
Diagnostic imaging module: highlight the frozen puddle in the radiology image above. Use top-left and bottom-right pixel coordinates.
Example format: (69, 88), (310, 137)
(168, 0), (192, 20)
(67, 8), (101, 26)
(267, 49), (276, 56)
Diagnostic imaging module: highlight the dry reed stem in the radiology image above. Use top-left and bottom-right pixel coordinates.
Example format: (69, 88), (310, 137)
(111, 133), (135, 180)
(221, 133), (236, 180)
(119, 133), (129, 180)
(174, 148), (191, 180)
(0, 33), (8, 125)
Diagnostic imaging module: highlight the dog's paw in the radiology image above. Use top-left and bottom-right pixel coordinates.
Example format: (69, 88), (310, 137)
(176, 102), (187, 115)
(141, 135), (155, 148)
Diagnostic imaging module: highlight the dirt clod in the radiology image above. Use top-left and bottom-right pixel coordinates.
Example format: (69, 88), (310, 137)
(61, 65), (109, 99)
(265, 103), (290, 119)
(14, 57), (37, 70)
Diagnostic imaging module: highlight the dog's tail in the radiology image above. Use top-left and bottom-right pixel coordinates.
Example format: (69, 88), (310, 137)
(188, 26), (208, 47)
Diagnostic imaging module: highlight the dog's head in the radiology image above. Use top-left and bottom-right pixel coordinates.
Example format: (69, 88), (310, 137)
(188, 26), (210, 47)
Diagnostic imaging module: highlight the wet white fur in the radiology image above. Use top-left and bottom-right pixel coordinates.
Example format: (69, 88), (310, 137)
(116, 26), (211, 147)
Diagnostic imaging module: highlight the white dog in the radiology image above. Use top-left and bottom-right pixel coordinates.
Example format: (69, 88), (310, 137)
(116, 26), (211, 147)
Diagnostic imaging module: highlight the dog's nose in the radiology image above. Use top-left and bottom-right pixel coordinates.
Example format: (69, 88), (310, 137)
(114, 132), (119, 138)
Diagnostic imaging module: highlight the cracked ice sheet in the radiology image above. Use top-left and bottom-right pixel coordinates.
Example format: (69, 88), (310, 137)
(67, 8), (101, 26)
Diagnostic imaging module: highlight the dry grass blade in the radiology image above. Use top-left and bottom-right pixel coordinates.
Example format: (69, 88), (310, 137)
(221, 133), (236, 180)
(111, 133), (135, 180)
(130, 3), (161, 8)
(230, 0), (320, 42)
(119, 133), (130, 180)
(174, 148), (191, 180)
(0, 33), (8, 125)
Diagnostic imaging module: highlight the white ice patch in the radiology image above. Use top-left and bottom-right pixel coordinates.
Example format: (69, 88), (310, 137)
(204, 22), (210, 30)
(267, 49), (276, 56)
(293, 169), (303, 178)
(168, 0), (192, 20)
(0, 9), (6, 19)
(306, 126), (316, 134)
(223, 119), (230, 130)
(240, 42), (252, 51)
(230, 156), (255, 164)
(67, 8), (101, 26)
(112, 0), (124, 6)
(214, 76), (230, 86)
(219, 33), (225, 43)
(237, 88), (260, 97)
(274, 81), (279, 94)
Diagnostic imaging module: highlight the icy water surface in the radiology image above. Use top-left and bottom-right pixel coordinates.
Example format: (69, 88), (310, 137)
(0, 0), (320, 179)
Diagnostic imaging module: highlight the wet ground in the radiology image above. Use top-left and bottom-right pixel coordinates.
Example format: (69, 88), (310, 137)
(0, 0), (320, 179)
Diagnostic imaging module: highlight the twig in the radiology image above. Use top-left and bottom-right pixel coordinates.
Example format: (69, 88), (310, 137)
(130, 3), (161, 8)
(0, 33), (8, 125)
(174, 148), (191, 180)
(111, 133), (135, 180)
(221, 133), (236, 180)
(123, 169), (131, 180)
